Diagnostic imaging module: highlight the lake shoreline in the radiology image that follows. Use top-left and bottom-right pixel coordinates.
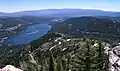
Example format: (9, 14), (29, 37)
(4, 23), (51, 45)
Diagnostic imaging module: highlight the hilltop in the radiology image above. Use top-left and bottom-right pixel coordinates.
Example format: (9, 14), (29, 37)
(0, 33), (108, 71)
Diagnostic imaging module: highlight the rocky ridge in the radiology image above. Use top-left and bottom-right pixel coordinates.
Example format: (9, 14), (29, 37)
(106, 43), (120, 71)
(18, 33), (107, 71)
(0, 33), (120, 71)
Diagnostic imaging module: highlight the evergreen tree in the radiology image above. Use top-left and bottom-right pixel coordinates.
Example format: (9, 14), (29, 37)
(70, 39), (103, 71)
(49, 52), (57, 71)
(97, 41), (106, 71)
(56, 57), (64, 71)
(85, 41), (90, 71)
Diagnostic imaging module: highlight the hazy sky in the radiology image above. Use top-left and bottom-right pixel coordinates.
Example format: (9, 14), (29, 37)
(0, 0), (119, 13)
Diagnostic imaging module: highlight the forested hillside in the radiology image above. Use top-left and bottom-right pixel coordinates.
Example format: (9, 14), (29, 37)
(1, 16), (120, 71)
(0, 33), (108, 71)
(51, 16), (120, 42)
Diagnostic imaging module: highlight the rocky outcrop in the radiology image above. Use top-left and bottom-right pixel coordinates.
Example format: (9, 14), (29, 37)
(106, 43), (120, 71)
(25, 33), (107, 71)
(0, 65), (23, 71)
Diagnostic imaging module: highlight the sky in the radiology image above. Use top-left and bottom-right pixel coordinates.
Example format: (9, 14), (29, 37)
(0, 0), (120, 13)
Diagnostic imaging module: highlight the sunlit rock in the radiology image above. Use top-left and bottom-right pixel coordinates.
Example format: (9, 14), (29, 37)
(2, 65), (23, 71)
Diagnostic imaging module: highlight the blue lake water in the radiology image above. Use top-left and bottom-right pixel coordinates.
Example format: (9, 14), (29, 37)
(7, 24), (51, 44)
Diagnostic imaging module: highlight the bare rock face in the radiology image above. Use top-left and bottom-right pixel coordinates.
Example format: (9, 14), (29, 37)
(107, 43), (120, 71)
(0, 65), (23, 71)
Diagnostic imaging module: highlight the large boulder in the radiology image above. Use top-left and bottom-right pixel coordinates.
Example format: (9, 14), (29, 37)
(108, 43), (120, 71)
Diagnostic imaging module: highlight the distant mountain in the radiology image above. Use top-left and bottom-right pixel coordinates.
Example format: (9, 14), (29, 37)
(96, 16), (120, 22)
(0, 9), (120, 17)
(0, 12), (9, 16)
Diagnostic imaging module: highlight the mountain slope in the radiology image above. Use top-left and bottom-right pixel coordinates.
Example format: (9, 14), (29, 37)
(0, 33), (120, 71)
(0, 33), (107, 71)
(51, 16), (120, 42)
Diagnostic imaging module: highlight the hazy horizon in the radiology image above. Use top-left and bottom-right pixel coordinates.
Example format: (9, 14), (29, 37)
(0, 0), (119, 13)
(1, 8), (120, 13)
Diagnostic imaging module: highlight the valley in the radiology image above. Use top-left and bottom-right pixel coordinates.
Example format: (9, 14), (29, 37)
(0, 16), (62, 45)
(0, 9), (120, 71)
(0, 0), (120, 70)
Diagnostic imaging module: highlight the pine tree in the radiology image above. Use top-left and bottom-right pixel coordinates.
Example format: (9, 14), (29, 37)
(49, 52), (57, 71)
(70, 39), (101, 71)
(66, 53), (71, 71)
(56, 57), (64, 71)
(70, 39), (91, 71)
(97, 41), (106, 71)
(40, 59), (48, 71)
(85, 40), (90, 71)
(61, 55), (67, 71)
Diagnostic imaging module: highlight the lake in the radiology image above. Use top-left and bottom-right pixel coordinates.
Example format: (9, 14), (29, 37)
(6, 24), (51, 44)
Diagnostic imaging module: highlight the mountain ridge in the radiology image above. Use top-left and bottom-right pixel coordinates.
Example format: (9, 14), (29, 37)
(0, 9), (120, 17)
(51, 16), (120, 42)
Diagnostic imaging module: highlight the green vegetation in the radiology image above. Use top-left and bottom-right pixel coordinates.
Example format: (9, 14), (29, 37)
(0, 16), (117, 71)
(0, 33), (107, 71)
(0, 45), (27, 68)
(0, 16), (54, 44)
(51, 16), (120, 42)
(0, 16), (53, 29)
(23, 33), (108, 71)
